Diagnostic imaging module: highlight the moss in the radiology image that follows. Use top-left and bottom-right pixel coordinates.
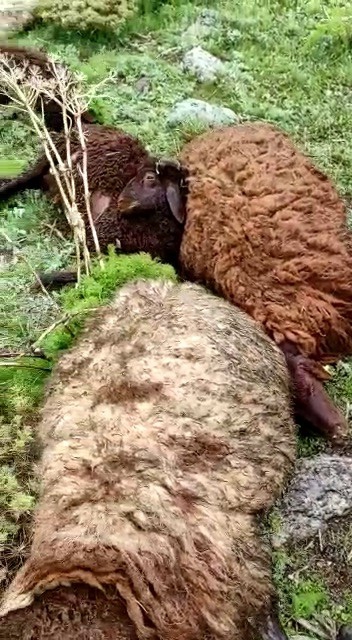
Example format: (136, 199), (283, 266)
(0, 418), (38, 552)
(34, 0), (138, 33)
(42, 248), (178, 357)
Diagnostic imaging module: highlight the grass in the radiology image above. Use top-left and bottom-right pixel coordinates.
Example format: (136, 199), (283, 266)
(1, 0), (352, 633)
(272, 515), (352, 635)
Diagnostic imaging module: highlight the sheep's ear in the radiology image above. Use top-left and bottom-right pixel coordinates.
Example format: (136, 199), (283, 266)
(90, 191), (111, 220)
(165, 181), (186, 224)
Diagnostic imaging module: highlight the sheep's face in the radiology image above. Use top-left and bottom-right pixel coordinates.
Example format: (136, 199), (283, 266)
(117, 159), (188, 225)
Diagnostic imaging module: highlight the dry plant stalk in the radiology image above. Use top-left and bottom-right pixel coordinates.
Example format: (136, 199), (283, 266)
(0, 53), (104, 280)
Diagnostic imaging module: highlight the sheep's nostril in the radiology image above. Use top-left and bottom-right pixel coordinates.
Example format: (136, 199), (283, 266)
(117, 196), (138, 214)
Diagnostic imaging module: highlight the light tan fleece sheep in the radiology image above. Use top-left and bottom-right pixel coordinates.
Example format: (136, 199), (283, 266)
(0, 279), (296, 640)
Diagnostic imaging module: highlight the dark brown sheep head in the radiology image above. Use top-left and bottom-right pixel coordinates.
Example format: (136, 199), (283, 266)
(117, 158), (188, 224)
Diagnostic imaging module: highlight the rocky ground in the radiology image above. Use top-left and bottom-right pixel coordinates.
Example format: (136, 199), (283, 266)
(0, 1), (352, 638)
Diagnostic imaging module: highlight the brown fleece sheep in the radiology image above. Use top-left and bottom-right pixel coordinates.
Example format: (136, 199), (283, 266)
(0, 43), (95, 131)
(0, 124), (185, 263)
(0, 279), (297, 640)
(116, 122), (352, 442)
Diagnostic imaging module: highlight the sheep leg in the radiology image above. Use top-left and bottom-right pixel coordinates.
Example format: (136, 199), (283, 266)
(280, 340), (348, 441)
(30, 269), (78, 291)
(260, 613), (289, 640)
(0, 155), (49, 201)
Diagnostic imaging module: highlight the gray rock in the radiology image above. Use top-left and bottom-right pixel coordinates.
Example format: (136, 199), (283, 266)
(338, 626), (352, 640)
(167, 98), (238, 127)
(135, 76), (150, 95)
(273, 454), (352, 545)
(182, 46), (225, 83)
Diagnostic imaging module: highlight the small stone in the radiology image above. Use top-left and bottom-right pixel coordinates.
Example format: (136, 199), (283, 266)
(337, 626), (352, 640)
(273, 454), (352, 545)
(167, 98), (238, 128)
(135, 76), (150, 95)
(182, 46), (225, 83)
(0, 248), (17, 271)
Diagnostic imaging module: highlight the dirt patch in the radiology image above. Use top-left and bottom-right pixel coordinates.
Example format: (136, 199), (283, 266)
(293, 514), (352, 597)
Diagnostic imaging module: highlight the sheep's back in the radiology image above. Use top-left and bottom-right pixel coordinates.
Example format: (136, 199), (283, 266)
(179, 122), (352, 360)
(39, 279), (295, 511)
(0, 281), (296, 640)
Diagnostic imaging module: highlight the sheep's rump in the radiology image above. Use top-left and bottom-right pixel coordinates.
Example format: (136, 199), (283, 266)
(179, 122), (352, 364)
(0, 280), (296, 640)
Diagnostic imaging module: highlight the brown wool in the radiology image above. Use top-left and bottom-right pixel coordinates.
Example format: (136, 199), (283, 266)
(0, 280), (296, 640)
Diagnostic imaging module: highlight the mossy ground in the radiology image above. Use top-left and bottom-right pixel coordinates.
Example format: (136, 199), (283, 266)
(0, 0), (352, 634)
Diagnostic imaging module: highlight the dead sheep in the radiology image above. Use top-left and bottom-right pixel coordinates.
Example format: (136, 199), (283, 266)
(0, 43), (95, 131)
(0, 279), (297, 640)
(0, 123), (186, 262)
(116, 122), (352, 443)
(4, 122), (351, 441)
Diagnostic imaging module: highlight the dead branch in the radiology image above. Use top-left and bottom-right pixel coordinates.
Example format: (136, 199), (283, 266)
(0, 349), (49, 360)
(31, 307), (99, 349)
(0, 53), (106, 282)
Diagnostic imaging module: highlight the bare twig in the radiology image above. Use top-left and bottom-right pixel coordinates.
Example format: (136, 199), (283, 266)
(0, 53), (106, 283)
(31, 307), (99, 349)
(42, 222), (66, 241)
(0, 349), (49, 360)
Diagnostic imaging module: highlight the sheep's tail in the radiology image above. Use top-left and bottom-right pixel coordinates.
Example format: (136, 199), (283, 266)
(0, 155), (49, 201)
(30, 270), (78, 291)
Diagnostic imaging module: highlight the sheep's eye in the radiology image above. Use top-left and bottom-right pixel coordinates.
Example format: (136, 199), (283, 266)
(144, 173), (157, 186)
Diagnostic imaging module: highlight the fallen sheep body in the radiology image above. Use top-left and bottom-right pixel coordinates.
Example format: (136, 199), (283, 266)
(0, 124), (185, 263)
(117, 122), (352, 441)
(0, 279), (296, 640)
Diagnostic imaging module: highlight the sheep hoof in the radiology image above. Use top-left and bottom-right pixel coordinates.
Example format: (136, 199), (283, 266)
(280, 341), (348, 443)
(260, 614), (288, 640)
(337, 625), (352, 640)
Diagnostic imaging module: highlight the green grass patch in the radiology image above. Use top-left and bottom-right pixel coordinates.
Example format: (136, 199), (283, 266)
(41, 247), (177, 357)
